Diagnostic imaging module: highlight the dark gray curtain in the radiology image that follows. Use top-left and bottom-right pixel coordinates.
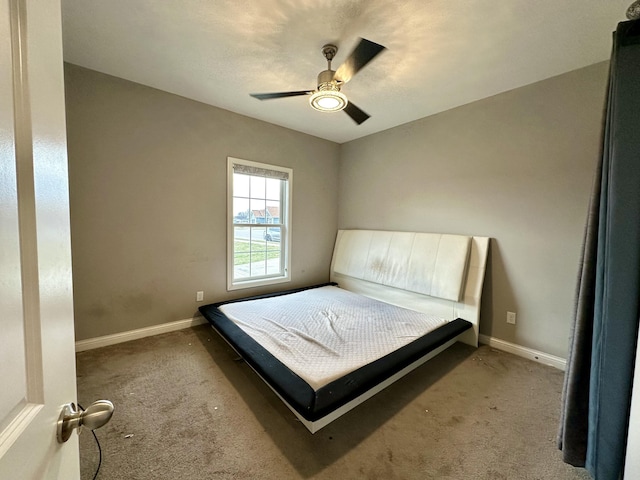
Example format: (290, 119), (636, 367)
(559, 20), (640, 480)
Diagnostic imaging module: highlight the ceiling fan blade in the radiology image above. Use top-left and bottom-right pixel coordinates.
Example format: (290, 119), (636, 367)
(343, 101), (370, 125)
(334, 38), (386, 84)
(250, 90), (314, 100)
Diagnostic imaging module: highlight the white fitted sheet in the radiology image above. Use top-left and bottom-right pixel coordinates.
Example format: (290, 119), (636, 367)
(219, 286), (447, 390)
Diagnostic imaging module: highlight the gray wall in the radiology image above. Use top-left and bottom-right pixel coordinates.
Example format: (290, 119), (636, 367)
(338, 62), (609, 358)
(65, 64), (340, 341)
(66, 61), (609, 359)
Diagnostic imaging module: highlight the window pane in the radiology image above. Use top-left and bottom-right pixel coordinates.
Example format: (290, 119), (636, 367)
(250, 253), (266, 276)
(233, 198), (250, 224)
(250, 175), (266, 199)
(266, 225), (281, 275)
(233, 248), (250, 279)
(265, 201), (280, 225)
(233, 226), (250, 244)
(251, 226), (267, 245)
(234, 173), (250, 198)
(266, 257), (281, 276)
(250, 199), (266, 224)
(266, 178), (281, 201)
(264, 226), (281, 243)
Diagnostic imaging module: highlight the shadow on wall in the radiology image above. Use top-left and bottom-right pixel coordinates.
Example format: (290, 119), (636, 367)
(480, 239), (518, 341)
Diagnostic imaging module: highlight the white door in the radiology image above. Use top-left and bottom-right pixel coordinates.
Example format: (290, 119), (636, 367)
(0, 0), (80, 478)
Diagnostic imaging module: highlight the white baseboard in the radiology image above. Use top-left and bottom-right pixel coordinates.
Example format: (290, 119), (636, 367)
(478, 334), (566, 371)
(75, 316), (208, 352)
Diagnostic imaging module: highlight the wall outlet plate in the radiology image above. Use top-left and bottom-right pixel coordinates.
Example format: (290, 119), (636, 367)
(196, 291), (204, 302)
(507, 311), (516, 324)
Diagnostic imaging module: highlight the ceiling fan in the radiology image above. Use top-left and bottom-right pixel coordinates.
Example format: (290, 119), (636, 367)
(250, 38), (386, 125)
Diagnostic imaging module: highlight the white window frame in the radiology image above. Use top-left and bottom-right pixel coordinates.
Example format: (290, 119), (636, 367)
(227, 157), (292, 291)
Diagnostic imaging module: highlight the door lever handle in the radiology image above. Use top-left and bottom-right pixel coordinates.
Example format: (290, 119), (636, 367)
(57, 400), (114, 443)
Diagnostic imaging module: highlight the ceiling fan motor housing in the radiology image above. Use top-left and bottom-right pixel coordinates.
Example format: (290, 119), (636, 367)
(317, 69), (338, 90)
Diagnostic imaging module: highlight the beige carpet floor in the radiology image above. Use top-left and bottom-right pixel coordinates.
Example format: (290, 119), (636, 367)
(76, 325), (590, 479)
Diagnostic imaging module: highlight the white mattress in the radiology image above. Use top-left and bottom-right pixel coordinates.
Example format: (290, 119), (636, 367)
(219, 286), (447, 390)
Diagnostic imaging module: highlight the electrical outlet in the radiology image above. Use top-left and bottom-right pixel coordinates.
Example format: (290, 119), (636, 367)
(506, 311), (516, 325)
(196, 291), (204, 302)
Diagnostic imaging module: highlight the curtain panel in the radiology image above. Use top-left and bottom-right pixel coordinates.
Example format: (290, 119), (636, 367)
(559, 19), (640, 480)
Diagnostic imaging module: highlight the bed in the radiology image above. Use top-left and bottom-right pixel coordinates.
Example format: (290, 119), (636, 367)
(199, 229), (490, 433)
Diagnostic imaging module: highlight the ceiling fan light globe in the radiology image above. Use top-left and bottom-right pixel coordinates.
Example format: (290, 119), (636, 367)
(318, 96), (340, 109)
(309, 90), (347, 112)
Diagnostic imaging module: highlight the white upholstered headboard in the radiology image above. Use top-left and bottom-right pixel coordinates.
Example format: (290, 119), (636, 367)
(330, 230), (490, 347)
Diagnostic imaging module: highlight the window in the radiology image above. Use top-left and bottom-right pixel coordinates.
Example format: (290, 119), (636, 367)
(227, 157), (292, 290)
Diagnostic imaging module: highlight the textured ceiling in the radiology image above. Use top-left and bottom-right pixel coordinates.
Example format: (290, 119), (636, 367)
(61, 0), (631, 144)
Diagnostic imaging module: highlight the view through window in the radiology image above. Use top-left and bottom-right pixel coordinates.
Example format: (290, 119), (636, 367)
(228, 157), (291, 289)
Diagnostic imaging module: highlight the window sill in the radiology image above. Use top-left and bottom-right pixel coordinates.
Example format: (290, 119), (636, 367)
(227, 275), (291, 292)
